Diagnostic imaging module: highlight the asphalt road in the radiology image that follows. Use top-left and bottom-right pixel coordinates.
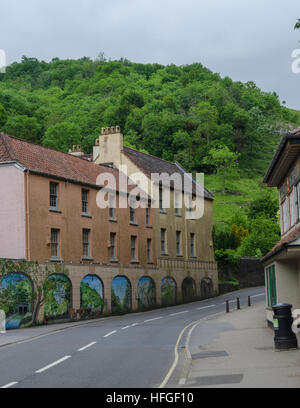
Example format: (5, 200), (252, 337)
(0, 286), (265, 388)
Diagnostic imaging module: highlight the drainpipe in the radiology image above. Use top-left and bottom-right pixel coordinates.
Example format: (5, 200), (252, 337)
(25, 170), (31, 261)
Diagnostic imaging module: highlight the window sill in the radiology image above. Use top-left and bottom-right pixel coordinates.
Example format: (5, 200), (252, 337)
(110, 258), (119, 263)
(109, 218), (117, 223)
(175, 214), (182, 217)
(160, 210), (167, 214)
(81, 213), (92, 218)
(82, 256), (94, 261)
(49, 208), (62, 213)
(129, 222), (138, 226)
(160, 253), (169, 256)
(147, 261), (154, 264)
(130, 260), (140, 264)
(176, 255), (183, 257)
(146, 224), (152, 228)
(190, 256), (197, 259)
(50, 257), (64, 262)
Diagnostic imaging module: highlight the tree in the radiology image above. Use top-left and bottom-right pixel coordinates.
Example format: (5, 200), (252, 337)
(0, 260), (69, 326)
(203, 145), (240, 192)
(0, 103), (7, 127)
(238, 217), (280, 257)
(3, 115), (42, 142)
(248, 193), (278, 220)
(42, 122), (81, 152)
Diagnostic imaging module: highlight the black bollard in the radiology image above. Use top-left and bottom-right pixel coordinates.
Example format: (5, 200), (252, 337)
(248, 296), (251, 307)
(272, 304), (298, 351)
(226, 300), (229, 313)
(237, 297), (240, 310)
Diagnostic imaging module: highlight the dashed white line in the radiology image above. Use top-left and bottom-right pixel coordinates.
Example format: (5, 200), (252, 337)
(197, 305), (216, 310)
(104, 331), (117, 338)
(222, 300), (236, 305)
(144, 317), (163, 323)
(1, 382), (18, 388)
(251, 293), (265, 298)
(77, 341), (97, 351)
(121, 326), (131, 330)
(35, 356), (71, 374)
(131, 323), (139, 327)
(170, 311), (189, 316)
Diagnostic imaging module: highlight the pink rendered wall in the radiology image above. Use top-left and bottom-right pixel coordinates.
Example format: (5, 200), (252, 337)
(0, 164), (26, 259)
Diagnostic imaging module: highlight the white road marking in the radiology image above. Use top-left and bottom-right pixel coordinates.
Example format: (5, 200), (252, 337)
(35, 356), (71, 373)
(170, 311), (189, 316)
(251, 293), (265, 298)
(121, 326), (131, 330)
(144, 317), (163, 323)
(104, 331), (117, 338)
(1, 382), (18, 388)
(77, 342), (97, 351)
(179, 378), (186, 385)
(222, 300), (236, 304)
(197, 305), (216, 310)
(131, 323), (139, 327)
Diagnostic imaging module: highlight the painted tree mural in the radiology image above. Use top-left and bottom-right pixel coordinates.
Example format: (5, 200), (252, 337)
(138, 277), (156, 311)
(44, 274), (71, 320)
(111, 276), (131, 314)
(80, 275), (103, 315)
(161, 277), (177, 306)
(0, 274), (33, 329)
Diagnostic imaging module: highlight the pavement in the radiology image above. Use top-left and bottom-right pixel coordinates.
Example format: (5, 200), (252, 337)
(182, 302), (300, 388)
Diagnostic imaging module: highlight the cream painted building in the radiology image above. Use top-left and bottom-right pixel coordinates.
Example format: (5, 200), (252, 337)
(263, 128), (300, 323)
(93, 126), (218, 299)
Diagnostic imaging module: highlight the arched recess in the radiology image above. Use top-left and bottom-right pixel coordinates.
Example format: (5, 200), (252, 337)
(182, 277), (197, 302)
(200, 277), (214, 299)
(111, 276), (132, 314)
(137, 276), (156, 311)
(80, 275), (104, 316)
(161, 277), (177, 306)
(44, 274), (72, 321)
(0, 273), (33, 329)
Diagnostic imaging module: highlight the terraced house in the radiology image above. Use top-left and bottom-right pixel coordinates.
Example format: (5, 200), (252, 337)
(263, 128), (300, 324)
(0, 130), (218, 328)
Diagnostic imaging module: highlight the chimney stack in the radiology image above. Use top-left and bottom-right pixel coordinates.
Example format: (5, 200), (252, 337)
(68, 145), (84, 157)
(93, 126), (123, 165)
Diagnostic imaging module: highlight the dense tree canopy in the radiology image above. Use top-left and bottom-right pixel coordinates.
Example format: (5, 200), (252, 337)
(0, 56), (299, 174)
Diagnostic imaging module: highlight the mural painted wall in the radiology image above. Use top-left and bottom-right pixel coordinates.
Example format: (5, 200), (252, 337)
(161, 277), (177, 306)
(44, 274), (71, 321)
(80, 275), (104, 316)
(0, 274), (33, 329)
(200, 277), (214, 299)
(137, 277), (156, 311)
(182, 278), (196, 302)
(111, 276), (131, 314)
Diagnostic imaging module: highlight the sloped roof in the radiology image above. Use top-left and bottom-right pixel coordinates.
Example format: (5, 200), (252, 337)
(263, 128), (300, 186)
(0, 133), (133, 193)
(262, 224), (300, 262)
(123, 146), (213, 200)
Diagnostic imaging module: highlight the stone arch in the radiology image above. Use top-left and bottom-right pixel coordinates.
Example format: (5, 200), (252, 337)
(161, 277), (177, 306)
(200, 277), (214, 299)
(0, 272), (34, 329)
(111, 275), (132, 314)
(80, 274), (104, 317)
(44, 274), (72, 321)
(137, 276), (156, 311)
(182, 277), (197, 303)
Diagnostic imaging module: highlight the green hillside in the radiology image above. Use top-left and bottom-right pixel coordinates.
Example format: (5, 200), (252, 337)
(0, 56), (299, 228)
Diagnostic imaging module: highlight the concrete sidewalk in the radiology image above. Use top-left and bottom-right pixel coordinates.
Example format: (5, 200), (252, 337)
(185, 302), (300, 388)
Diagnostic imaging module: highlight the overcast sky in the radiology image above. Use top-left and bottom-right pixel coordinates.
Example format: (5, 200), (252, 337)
(1, 0), (300, 108)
